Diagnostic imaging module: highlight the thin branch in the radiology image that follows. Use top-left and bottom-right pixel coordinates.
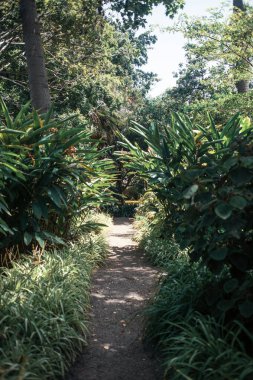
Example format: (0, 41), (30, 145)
(0, 75), (27, 88)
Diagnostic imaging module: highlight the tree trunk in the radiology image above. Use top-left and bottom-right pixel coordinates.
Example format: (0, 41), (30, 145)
(233, 0), (245, 11)
(20, 0), (51, 112)
(235, 79), (250, 93)
(233, 0), (249, 93)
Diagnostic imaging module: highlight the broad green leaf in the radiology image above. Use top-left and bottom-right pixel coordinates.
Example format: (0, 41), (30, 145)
(24, 231), (33, 246)
(217, 299), (235, 312)
(215, 203), (232, 220)
(0, 217), (13, 234)
(183, 184), (199, 199)
(208, 113), (220, 141)
(0, 98), (13, 129)
(240, 157), (253, 168)
(230, 168), (253, 185)
(229, 196), (247, 210)
(223, 278), (238, 293)
(209, 247), (228, 261)
(239, 301), (253, 318)
(47, 188), (62, 208)
(43, 231), (65, 245)
(230, 254), (248, 272)
(222, 157), (238, 171)
(35, 233), (45, 249)
(240, 116), (251, 133)
(32, 202), (43, 219)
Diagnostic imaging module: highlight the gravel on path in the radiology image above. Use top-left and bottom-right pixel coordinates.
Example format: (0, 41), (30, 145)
(66, 217), (161, 380)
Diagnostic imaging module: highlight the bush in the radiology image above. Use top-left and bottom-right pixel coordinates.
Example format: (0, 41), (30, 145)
(0, 99), (114, 260)
(0, 214), (111, 379)
(101, 202), (137, 217)
(186, 91), (253, 125)
(138, 217), (253, 380)
(119, 112), (253, 321)
(126, 111), (253, 377)
(134, 215), (182, 267)
(163, 315), (253, 380)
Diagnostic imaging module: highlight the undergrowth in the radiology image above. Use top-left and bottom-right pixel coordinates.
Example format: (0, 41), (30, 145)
(136, 214), (253, 380)
(0, 213), (111, 380)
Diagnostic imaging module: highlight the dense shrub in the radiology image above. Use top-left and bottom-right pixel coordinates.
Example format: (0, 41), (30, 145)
(163, 315), (253, 380)
(134, 213), (182, 267)
(101, 201), (139, 217)
(0, 214), (111, 379)
(137, 216), (253, 379)
(0, 99), (114, 261)
(119, 112), (253, 321)
(187, 92), (253, 125)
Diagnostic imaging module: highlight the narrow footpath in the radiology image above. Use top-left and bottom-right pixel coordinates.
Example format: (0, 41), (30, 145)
(66, 217), (161, 380)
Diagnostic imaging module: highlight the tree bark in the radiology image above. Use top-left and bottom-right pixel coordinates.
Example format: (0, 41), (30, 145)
(20, 0), (51, 112)
(233, 0), (249, 93)
(235, 79), (250, 93)
(233, 0), (245, 11)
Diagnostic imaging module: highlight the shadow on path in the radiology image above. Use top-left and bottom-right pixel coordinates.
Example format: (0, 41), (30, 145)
(66, 217), (161, 380)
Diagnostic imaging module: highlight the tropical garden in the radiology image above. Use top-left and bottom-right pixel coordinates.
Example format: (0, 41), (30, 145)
(0, 0), (253, 379)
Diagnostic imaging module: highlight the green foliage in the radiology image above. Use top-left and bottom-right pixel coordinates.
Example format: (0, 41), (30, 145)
(142, 5), (253, 130)
(119, 112), (253, 321)
(0, 214), (110, 379)
(171, 5), (253, 88)
(102, 203), (137, 217)
(0, 99), (114, 256)
(137, 83), (253, 130)
(137, 217), (253, 380)
(186, 92), (253, 125)
(134, 218), (183, 267)
(109, 0), (184, 29)
(0, 0), (158, 126)
(163, 315), (253, 380)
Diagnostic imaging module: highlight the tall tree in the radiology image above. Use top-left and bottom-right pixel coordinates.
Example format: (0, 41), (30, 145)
(2, 0), (183, 114)
(107, 0), (184, 29)
(20, 0), (51, 112)
(170, 4), (253, 96)
(233, 0), (249, 93)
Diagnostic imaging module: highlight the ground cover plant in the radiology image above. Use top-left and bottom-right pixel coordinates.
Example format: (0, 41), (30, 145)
(135, 209), (253, 379)
(0, 213), (111, 380)
(120, 111), (253, 378)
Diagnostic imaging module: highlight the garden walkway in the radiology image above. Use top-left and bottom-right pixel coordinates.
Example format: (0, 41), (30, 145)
(66, 217), (161, 380)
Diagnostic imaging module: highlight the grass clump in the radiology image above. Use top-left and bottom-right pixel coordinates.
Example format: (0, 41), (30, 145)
(134, 215), (183, 268)
(163, 315), (253, 380)
(0, 213), (111, 380)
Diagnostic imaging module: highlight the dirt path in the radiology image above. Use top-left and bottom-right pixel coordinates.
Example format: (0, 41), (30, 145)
(66, 217), (161, 380)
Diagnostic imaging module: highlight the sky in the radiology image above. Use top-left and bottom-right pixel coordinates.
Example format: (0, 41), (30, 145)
(143, 0), (252, 97)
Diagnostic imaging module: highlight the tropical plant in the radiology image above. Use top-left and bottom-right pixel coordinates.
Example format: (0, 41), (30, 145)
(0, 99), (114, 260)
(119, 112), (253, 321)
(138, 213), (253, 379)
(0, 213), (110, 379)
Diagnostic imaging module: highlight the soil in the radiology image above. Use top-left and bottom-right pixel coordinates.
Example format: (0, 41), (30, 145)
(66, 217), (161, 380)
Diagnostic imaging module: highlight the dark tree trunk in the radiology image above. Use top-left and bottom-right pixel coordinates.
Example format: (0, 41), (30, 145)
(233, 0), (249, 93)
(20, 0), (51, 112)
(97, 0), (104, 15)
(235, 79), (250, 93)
(233, 0), (245, 11)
